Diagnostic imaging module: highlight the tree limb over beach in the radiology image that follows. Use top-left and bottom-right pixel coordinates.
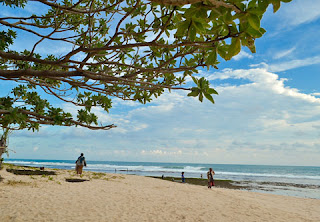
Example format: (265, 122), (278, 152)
(0, 0), (292, 132)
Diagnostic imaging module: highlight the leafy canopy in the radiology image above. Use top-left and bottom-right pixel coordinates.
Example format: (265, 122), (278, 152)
(0, 0), (292, 131)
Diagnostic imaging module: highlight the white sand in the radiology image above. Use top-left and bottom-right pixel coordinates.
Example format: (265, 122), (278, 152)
(0, 166), (319, 222)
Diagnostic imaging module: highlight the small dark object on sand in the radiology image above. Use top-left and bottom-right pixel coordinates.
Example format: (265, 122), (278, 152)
(65, 178), (89, 183)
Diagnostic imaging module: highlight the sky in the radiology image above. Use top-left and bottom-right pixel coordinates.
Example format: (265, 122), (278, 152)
(1, 0), (320, 166)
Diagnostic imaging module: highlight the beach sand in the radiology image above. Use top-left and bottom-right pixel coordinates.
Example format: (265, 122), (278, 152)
(0, 165), (319, 222)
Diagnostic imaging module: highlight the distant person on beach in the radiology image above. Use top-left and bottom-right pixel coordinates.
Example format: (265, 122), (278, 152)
(181, 172), (185, 183)
(75, 153), (87, 175)
(207, 168), (215, 188)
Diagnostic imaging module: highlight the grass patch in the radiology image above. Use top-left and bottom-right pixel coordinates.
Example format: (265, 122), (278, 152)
(91, 172), (106, 179)
(3, 163), (39, 170)
(2, 163), (17, 168)
(6, 180), (31, 186)
(110, 175), (125, 180)
(92, 172), (106, 176)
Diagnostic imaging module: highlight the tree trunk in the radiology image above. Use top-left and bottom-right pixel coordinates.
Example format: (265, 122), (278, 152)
(0, 130), (8, 169)
(0, 147), (4, 169)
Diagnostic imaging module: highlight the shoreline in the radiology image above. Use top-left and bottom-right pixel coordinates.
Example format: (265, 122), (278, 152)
(2, 163), (320, 199)
(3, 163), (320, 199)
(2, 163), (244, 188)
(1, 164), (320, 221)
(151, 176), (320, 190)
(151, 176), (320, 199)
(150, 176), (250, 190)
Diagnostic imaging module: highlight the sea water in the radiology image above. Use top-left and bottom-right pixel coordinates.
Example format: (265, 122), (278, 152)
(4, 159), (320, 199)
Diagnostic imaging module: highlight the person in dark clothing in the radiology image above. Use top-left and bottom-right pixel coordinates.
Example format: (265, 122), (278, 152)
(207, 168), (215, 188)
(75, 153), (87, 175)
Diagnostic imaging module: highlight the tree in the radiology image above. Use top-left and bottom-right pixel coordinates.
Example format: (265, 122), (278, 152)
(0, 128), (10, 168)
(0, 0), (292, 134)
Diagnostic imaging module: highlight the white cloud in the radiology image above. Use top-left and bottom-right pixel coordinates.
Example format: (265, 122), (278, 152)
(249, 62), (268, 69)
(112, 98), (141, 107)
(233, 51), (253, 61)
(279, 0), (320, 26)
(267, 56), (320, 72)
(141, 149), (183, 156)
(273, 47), (296, 60)
(8, 67), (320, 165)
(33, 146), (39, 152)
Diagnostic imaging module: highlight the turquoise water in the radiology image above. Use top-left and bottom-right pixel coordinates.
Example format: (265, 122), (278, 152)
(4, 159), (320, 199)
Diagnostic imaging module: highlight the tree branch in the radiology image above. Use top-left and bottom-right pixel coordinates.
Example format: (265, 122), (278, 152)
(0, 109), (116, 130)
(149, 0), (241, 13)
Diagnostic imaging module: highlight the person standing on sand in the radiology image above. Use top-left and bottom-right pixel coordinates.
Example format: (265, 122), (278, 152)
(181, 172), (185, 183)
(75, 153), (87, 175)
(207, 168), (215, 188)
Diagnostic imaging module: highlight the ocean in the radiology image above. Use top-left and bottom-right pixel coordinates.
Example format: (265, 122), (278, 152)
(3, 159), (320, 199)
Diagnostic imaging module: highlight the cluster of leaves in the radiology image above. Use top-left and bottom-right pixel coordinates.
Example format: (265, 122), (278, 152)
(0, 0), (27, 8)
(188, 77), (218, 103)
(0, 30), (16, 50)
(0, 0), (292, 131)
(0, 85), (114, 130)
(1, 85), (69, 130)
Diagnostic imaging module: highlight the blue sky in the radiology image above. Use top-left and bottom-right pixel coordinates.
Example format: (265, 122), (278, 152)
(1, 0), (320, 166)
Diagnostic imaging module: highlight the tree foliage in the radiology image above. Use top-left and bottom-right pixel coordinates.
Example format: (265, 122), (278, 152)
(0, 0), (292, 131)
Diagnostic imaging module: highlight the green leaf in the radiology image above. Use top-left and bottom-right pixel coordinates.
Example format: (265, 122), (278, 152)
(247, 38), (256, 53)
(246, 26), (263, 38)
(176, 20), (190, 37)
(220, 25), (229, 36)
(258, 0), (269, 11)
(206, 49), (217, 65)
(230, 38), (241, 57)
(208, 88), (218, 95)
(193, 21), (205, 32)
(191, 76), (198, 85)
(271, 0), (281, 13)
(248, 44), (256, 53)
(187, 88), (200, 97)
(259, 27), (267, 35)
(218, 45), (228, 60)
(223, 11), (233, 24)
(189, 25), (197, 41)
(204, 93), (215, 104)
(248, 14), (260, 30)
(199, 93), (203, 102)
(248, 0), (257, 9)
